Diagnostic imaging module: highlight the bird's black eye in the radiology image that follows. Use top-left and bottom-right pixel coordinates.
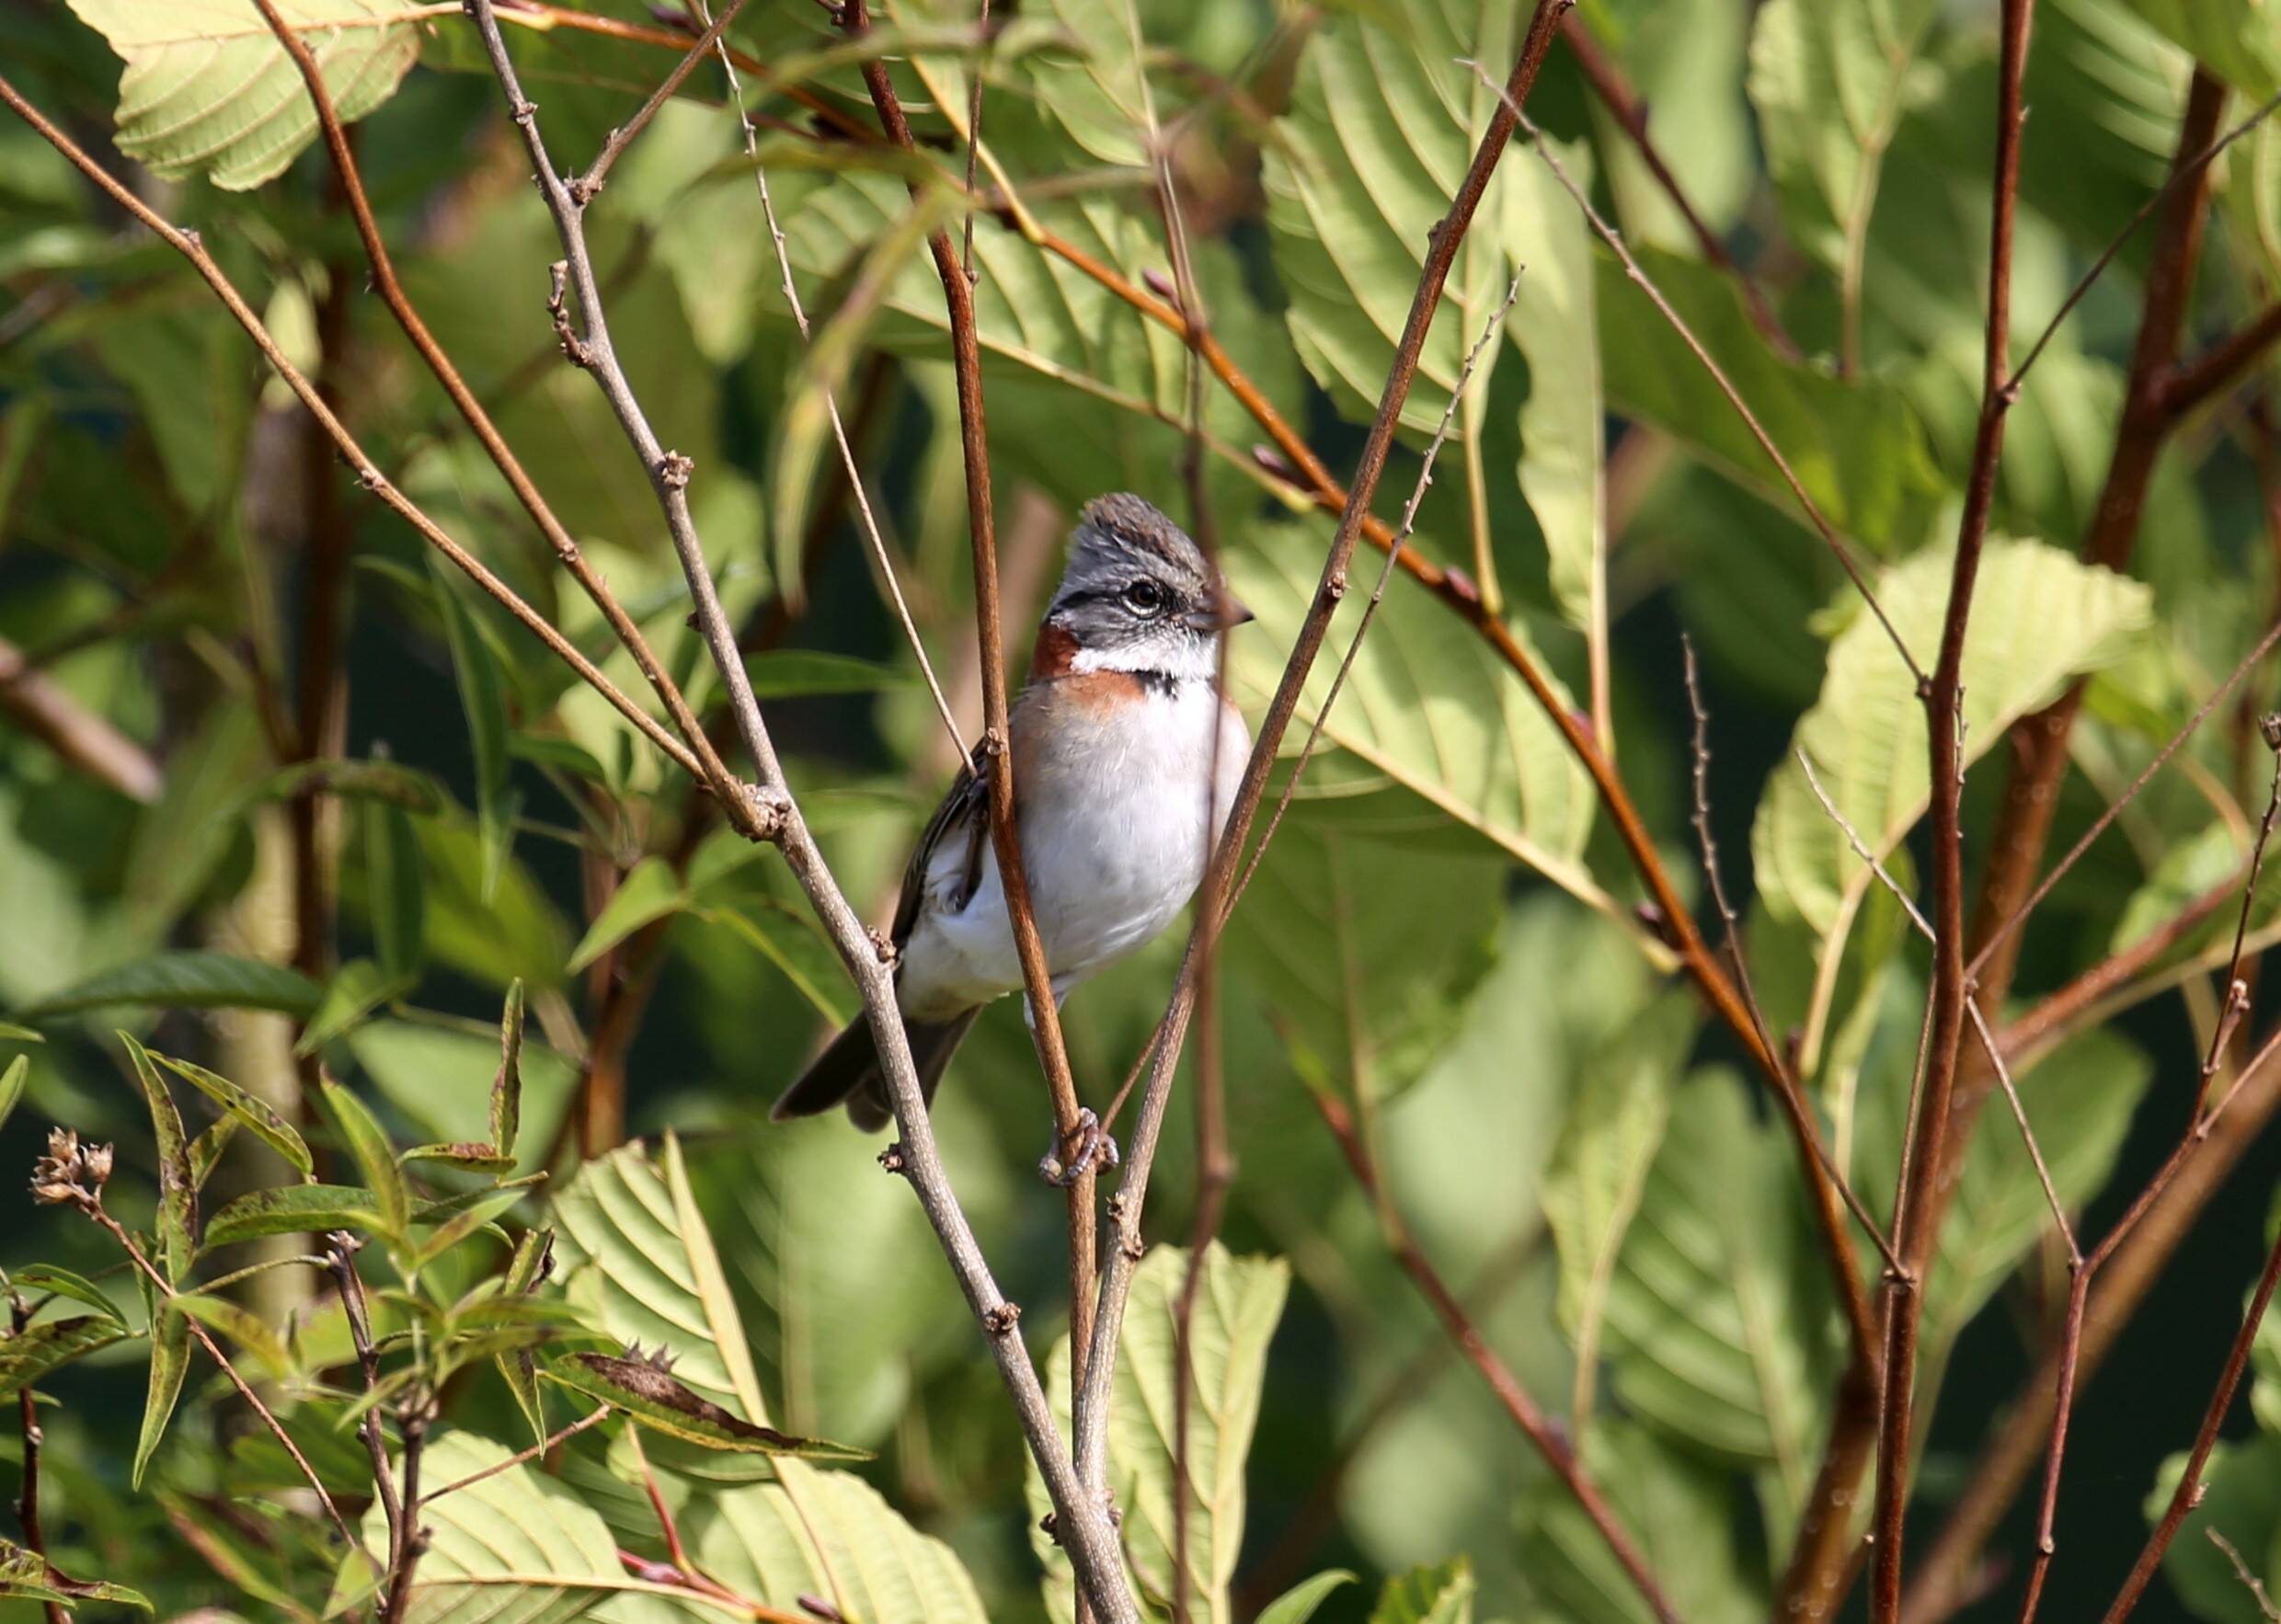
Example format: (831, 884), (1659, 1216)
(1122, 579), (1166, 615)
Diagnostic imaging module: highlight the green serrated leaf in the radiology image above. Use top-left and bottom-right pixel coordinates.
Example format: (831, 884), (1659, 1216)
(553, 1143), (762, 1420)
(541, 1353), (865, 1458)
(120, 1034), (195, 1280)
(0, 1315), (128, 1402)
(324, 1081), (407, 1243)
(2, 1537), (153, 1611)
(491, 978), (523, 1159)
(9, 1265), (127, 1326)
(28, 954), (320, 1018)
(154, 1051), (313, 1177)
(1027, 1243), (1290, 1624)
(1543, 999), (1690, 1420)
(1752, 539), (2153, 1068)
(690, 1467), (990, 1622)
(1225, 523), (1597, 902)
(1604, 1070), (1828, 1509)
(63, 0), (422, 191)
(203, 1184), (384, 1251)
(332, 1431), (634, 1623)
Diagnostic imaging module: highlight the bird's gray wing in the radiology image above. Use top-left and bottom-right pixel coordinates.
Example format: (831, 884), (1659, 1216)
(890, 743), (992, 950)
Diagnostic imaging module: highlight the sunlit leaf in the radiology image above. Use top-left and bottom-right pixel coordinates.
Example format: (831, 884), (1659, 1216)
(335, 1431), (631, 1624)
(0, 1054), (23, 1136)
(1225, 522), (1597, 901)
(324, 1080), (407, 1244)
(63, 0), (422, 192)
(1751, 541), (2153, 1062)
(1026, 1243), (1290, 1624)
(688, 1468), (990, 1623)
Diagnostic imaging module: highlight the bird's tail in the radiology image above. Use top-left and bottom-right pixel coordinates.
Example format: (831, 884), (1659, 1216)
(769, 1008), (980, 1131)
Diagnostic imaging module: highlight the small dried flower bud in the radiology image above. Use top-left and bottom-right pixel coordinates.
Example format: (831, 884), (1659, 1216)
(81, 1140), (114, 1188)
(2262, 712), (2281, 755)
(31, 1127), (100, 1205)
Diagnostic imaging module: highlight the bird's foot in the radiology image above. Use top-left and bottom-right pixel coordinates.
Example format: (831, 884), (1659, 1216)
(1037, 1107), (1119, 1187)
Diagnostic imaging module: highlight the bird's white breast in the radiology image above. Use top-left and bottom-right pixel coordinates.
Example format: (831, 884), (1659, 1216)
(896, 677), (1247, 1019)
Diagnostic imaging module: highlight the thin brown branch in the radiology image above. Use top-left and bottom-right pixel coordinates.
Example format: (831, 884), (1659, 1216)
(418, 1406), (610, 1504)
(1965, 68), (2229, 1012)
(325, 1233), (408, 1611)
(0, 75), (709, 788)
(2207, 1530), (2281, 1622)
(2165, 299), (2281, 421)
(2012, 738), (2281, 1618)
(1873, 6), (2035, 1618)
(831, 10), (1106, 1591)
(2101, 1209), (2281, 1621)
(1902, 1028), (2281, 1623)
(572, 0), (752, 205)
(1308, 1089), (1679, 1624)
(251, 0), (746, 818)
(0, 635), (162, 804)
(9, 1292), (68, 1624)
(454, 11), (1136, 1617)
(74, 1198), (367, 1570)
(1557, 10), (1795, 358)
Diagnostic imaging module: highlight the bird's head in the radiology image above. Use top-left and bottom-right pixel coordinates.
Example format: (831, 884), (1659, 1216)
(1035, 493), (1252, 682)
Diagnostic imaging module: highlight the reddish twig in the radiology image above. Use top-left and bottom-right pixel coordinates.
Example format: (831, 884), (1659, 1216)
(0, 635), (162, 804)
(9, 1291), (68, 1624)
(1308, 1089), (1679, 1624)
(573, 0), (752, 204)
(1557, 10), (1795, 358)
(1872, 7), (2035, 1618)
(419, 1407), (611, 1504)
(2099, 1203), (2281, 1619)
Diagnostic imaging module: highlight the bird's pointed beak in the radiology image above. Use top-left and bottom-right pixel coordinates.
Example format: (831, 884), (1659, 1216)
(1188, 589), (1254, 632)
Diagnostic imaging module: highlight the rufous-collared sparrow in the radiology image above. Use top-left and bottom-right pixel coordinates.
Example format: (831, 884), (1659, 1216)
(772, 493), (1253, 1131)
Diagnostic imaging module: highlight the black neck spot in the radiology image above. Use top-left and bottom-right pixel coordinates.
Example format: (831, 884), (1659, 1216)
(1132, 669), (1181, 697)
